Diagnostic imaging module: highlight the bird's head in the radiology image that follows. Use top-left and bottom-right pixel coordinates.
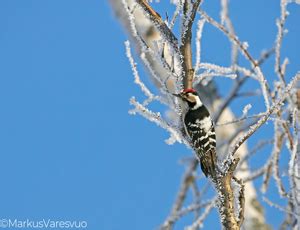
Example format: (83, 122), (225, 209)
(174, 88), (203, 110)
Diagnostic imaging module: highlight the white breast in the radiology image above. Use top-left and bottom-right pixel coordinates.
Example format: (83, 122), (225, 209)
(195, 116), (212, 132)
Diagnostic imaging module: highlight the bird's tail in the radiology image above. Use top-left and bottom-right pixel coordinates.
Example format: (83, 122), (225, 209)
(200, 149), (217, 178)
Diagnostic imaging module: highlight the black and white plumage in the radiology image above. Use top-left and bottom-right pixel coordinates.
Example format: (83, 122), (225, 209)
(179, 89), (217, 177)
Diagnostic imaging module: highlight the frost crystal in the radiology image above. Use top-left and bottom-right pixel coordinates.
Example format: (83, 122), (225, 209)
(242, 104), (252, 117)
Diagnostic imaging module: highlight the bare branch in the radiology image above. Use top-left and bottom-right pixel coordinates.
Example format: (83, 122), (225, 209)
(180, 0), (202, 89)
(162, 159), (198, 229)
(185, 199), (216, 230)
(213, 158), (243, 230)
(199, 9), (257, 66)
(272, 130), (287, 197)
(214, 48), (275, 122)
(275, 0), (289, 84)
(125, 40), (154, 99)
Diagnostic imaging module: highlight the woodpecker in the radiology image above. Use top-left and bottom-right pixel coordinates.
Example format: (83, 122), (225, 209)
(177, 88), (217, 177)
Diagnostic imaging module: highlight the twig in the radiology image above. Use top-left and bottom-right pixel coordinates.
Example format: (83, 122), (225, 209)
(216, 113), (266, 127)
(238, 139), (274, 167)
(162, 158), (198, 229)
(185, 199), (216, 230)
(163, 198), (216, 229)
(214, 76), (247, 123)
(199, 9), (256, 66)
(220, 0), (238, 66)
(129, 98), (187, 145)
(272, 129), (287, 197)
(169, 0), (184, 29)
(263, 197), (298, 216)
(214, 48), (275, 122)
(125, 40), (154, 99)
(275, 0), (289, 85)
(194, 19), (205, 74)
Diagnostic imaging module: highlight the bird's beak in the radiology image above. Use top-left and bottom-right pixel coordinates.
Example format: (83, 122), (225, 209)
(172, 93), (182, 98)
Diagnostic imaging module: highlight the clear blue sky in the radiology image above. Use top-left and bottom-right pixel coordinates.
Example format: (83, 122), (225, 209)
(0, 1), (299, 230)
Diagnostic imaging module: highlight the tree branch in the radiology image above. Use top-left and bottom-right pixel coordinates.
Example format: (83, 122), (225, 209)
(180, 0), (202, 89)
(213, 158), (244, 229)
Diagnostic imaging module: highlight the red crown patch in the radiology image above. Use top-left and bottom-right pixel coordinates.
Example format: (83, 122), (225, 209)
(183, 88), (196, 93)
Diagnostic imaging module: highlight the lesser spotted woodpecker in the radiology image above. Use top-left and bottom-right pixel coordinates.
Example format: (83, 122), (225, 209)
(177, 88), (217, 177)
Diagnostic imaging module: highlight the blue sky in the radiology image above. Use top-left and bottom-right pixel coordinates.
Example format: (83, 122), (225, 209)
(0, 1), (299, 230)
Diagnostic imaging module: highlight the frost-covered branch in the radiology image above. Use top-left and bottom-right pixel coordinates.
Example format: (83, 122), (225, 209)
(214, 47), (275, 122)
(199, 9), (256, 66)
(162, 158), (199, 229)
(180, 0), (202, 89)
(185, 199), (216, 230)
(125, 40), (154, 99)
(229, 73), (300, 158)
(213, 158), (244, 230)
(275, 0), (289, 84)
